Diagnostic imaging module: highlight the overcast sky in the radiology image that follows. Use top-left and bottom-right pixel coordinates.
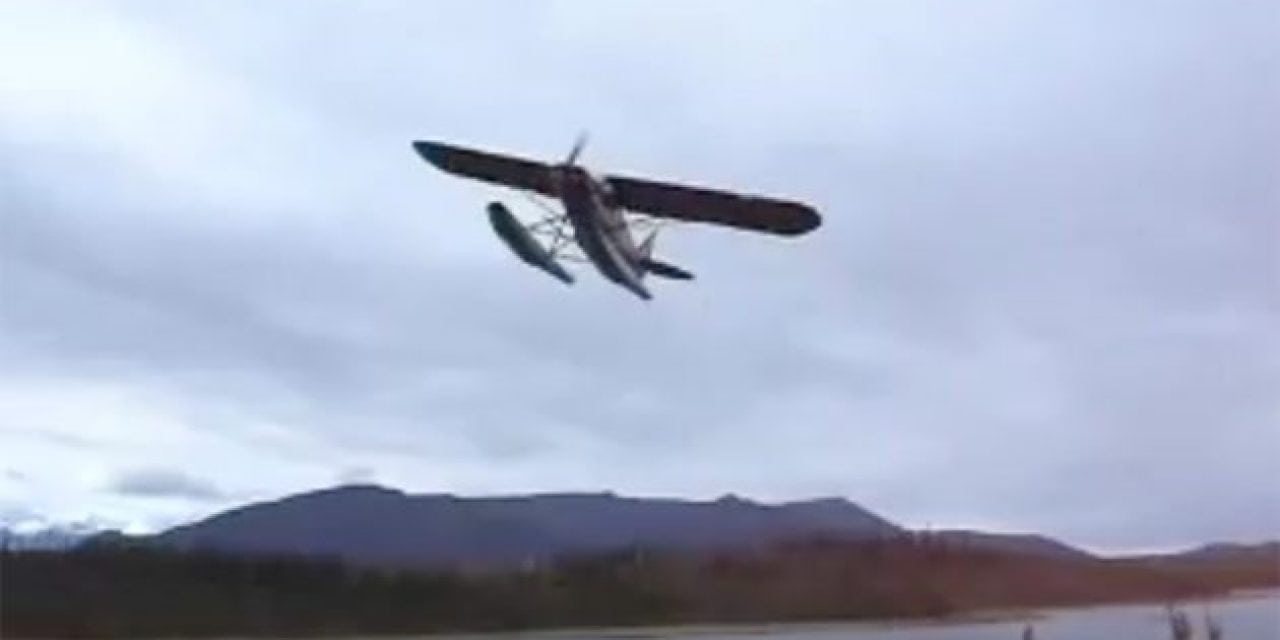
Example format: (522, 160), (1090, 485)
(1, 0), (1276, 554)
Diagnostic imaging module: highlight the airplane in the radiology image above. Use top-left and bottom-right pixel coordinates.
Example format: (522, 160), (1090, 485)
(411, 135), (821, 300)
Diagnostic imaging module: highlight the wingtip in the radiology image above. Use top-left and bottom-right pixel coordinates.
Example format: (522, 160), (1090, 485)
(804, 208), (823, 233)
(411, 140), (445, 167)
(784, 205), (822, 236)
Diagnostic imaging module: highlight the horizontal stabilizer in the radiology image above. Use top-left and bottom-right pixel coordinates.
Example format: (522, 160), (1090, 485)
(641, 258), (694, 280)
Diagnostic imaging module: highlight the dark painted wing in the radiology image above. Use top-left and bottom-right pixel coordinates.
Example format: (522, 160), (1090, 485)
(605, 175), (821, 236)
(412, 141), (557, 198)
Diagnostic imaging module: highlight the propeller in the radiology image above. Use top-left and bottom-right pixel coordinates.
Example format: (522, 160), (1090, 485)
(565, 131), (588, 166)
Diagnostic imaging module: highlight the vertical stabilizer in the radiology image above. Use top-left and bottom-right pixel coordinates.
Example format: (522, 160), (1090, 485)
(638, 229), (657, 260)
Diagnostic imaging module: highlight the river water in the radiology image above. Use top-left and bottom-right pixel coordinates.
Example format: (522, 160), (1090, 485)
(650, 593), (1280, 640)
(476, 591), (1279, 640)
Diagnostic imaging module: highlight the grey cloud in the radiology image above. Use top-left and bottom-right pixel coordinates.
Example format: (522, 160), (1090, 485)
(336, 466), (377, 486)
(109, 469), (226, 501)
(0, 0), (1276, 551)
(0, 427), (93, 452)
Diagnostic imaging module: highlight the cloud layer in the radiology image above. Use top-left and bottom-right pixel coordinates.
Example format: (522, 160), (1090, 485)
(1, 0), (1277, 552)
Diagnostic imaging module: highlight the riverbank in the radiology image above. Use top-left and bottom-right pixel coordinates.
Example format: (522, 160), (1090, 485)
(3, 541), (1275, 638)
(428, 590), (1280, 640)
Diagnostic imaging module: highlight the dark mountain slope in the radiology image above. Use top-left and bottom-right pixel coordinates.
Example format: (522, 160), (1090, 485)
(152, 485), (902, 568)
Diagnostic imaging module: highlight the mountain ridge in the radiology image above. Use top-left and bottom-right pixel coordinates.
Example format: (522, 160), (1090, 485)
(24, 484), (1278, 570)
(147, 483), (905, 568)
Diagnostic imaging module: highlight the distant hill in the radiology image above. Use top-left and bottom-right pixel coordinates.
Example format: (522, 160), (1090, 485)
(932, 529), (1093, 560)
(149, 485), (904, 568)
(1122, 540), (1280, 594)
(1167, 540), (1280, 562)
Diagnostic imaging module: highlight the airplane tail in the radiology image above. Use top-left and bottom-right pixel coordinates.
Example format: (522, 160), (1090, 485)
(637, 230), (694, 280)
(642, 257), (694, 280)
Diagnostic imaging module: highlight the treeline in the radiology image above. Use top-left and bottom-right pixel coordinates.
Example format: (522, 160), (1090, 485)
(2, 536), (1274, 638)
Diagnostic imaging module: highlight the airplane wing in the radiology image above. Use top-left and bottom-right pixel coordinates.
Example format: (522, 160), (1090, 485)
(412, 141), (558, 198)
(604, 175), (821, 236)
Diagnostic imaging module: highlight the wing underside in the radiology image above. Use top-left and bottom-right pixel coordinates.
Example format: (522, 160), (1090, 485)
(413, 139), (820, 236)
(413, 141), (557, 198)
(605, 175), (820, 236)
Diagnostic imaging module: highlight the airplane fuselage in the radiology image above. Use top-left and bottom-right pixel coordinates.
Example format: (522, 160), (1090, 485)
(554, 166), (652, 300)
(413, 137), (806, 299)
